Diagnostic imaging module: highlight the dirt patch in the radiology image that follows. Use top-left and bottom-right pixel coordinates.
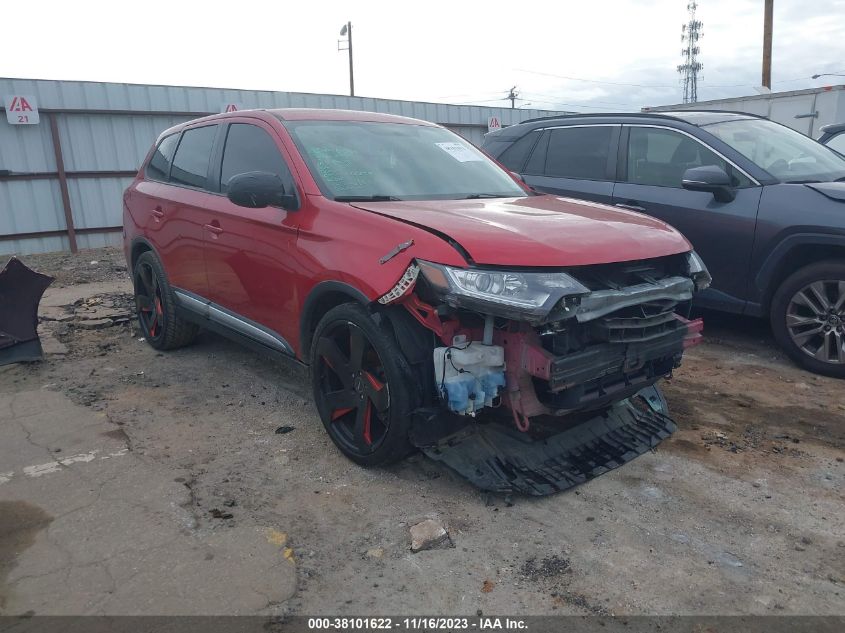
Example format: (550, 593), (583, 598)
(1, 247), (843, 616)
(9, 247), (128, 288)
(519, 556), (572, 581)
(0, 501), (53, 610)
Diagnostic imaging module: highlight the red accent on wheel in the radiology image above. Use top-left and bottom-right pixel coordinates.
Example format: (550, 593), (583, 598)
(331, 407), (354, 421)
(362, 370), (384, 391)
(363, 400), (373, 445)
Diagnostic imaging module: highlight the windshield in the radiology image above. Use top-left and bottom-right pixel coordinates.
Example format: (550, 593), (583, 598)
(284, 120), (527, 201)
(704, 118), (845, 183)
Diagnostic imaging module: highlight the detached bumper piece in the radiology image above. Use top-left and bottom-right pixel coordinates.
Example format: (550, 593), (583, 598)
(421, 391), (676, 496)
(0, 258), (55, 366)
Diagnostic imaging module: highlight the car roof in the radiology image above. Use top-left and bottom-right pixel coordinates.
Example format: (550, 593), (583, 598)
(268, 108), (436, 126)
(157, 108), (437, 140)
(514, 110), (762, 128)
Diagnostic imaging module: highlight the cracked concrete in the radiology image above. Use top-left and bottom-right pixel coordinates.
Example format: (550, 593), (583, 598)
(0, 390), (297, 615)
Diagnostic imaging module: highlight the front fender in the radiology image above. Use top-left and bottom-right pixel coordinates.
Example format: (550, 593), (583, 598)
(755, 230), (845, 295)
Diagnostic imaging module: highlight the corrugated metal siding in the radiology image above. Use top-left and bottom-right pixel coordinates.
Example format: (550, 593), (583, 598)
(0, 77), (566, 124)
(0, 78), (571, 255)
(67, 176), (134, 229)
(58, 113), (193, 171)
(0, 180), (63, 234)
(0, 119), (56, 172)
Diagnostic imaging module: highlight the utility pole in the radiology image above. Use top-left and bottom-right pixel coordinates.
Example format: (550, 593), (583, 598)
(339, 22), (354, 97)
(762, 0), (773, 89)
(677, 2), (703, 104)
(507, 86), (519, 109)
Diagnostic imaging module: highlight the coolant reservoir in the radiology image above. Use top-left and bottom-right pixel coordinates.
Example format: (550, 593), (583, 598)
(433, 336), (506, 416)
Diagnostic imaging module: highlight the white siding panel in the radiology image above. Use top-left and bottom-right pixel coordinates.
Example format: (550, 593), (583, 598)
(0, 180), (64, 234)
(67, 177), (133, 229)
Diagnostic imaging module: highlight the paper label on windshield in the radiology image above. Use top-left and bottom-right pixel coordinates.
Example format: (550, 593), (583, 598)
(435, 142), (484, 162)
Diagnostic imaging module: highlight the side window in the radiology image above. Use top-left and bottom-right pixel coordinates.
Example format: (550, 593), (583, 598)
(827, 133), (845, 155)
(170, 125), (217, 189)
(498, 130), (541, 172)
(544, 126), (613, 180)
(220, 123), (296, 196)
(524, 130), (549, 175)
(146, 133), (180, 182)
(626, 127), (751, 188)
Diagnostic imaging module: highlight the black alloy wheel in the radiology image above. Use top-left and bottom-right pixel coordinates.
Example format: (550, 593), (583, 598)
(132, 251), (198, 351)
(310, 303), (414, 465)
(135, 259), (165, 343)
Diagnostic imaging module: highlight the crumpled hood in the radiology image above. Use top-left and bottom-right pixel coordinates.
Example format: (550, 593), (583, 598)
(351, 195), (691, 266)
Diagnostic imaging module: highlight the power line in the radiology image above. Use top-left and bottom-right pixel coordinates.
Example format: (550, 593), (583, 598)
(521, 91), (639, 108)
(515, 68), (677, 89)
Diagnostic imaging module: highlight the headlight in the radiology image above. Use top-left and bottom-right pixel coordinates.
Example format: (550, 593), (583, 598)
(418, 260), (589, 321)
(685, 251), (712, 291)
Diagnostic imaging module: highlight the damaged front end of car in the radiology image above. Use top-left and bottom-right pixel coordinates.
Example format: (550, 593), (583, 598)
(376, 251), (707, 495)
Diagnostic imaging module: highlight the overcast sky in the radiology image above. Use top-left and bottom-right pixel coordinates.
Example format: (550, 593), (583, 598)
(6, 0), (844, 111)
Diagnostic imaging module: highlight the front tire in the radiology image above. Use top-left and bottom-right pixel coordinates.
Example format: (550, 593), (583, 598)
(310, 303), (416, 466)
(770, 260), (845, 378)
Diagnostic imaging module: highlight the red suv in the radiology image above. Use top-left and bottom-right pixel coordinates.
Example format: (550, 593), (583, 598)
(123, 109), (706, 492)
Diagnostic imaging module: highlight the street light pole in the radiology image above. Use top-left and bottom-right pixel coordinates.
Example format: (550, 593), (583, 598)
(340, 22), (354, 97)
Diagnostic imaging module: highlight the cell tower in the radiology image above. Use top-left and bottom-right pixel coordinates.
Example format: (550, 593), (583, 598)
(677, 1), (703, 103)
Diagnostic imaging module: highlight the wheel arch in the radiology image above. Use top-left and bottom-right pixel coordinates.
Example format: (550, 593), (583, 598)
(128, 237), (159, 276)
(755, 233), (845, 312)
(299, 281), (372, 361)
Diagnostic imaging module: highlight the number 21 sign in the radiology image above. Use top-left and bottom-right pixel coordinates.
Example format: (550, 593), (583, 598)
(5, 95), (40, 125)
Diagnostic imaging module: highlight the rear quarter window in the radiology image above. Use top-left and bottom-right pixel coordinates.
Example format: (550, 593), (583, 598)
(497, 130), (541, 172)
(146, 133), (180, 182)
(170, 125), (217, 189)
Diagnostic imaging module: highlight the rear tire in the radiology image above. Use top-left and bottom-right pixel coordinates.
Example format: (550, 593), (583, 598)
(310, 303), (416, 466)
(770, 260), (845, 378)
(133, 251), (198, 351)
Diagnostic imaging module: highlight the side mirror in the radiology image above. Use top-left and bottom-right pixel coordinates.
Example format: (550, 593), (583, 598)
(226, 171), (296, 209)
(682, 165), (736, 203)
(510, 171), (537, 193)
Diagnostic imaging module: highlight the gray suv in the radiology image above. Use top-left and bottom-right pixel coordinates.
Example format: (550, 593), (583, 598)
(483, 112), (845, 377)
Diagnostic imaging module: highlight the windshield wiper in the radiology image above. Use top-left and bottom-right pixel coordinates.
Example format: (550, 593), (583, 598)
(462, 193), (511, 199)
(334, 195), (403, 202)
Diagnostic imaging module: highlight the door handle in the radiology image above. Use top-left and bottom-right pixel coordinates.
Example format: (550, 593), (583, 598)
(615, 202), (646, 212)
(204, 223), (223, 235)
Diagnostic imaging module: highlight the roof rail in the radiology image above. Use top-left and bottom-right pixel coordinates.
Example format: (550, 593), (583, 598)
(518, 109), (766, 126)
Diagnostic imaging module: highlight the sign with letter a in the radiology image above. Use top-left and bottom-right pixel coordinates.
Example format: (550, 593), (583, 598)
(5, 95), (39, 125)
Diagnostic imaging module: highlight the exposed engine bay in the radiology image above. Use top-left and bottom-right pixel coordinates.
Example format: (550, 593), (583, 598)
(375, 251), (706, 494)
(382, 251), (705, 427)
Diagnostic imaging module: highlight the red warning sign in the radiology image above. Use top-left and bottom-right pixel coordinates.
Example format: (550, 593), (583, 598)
(487, 116), (502, 132)
(221, 102), (243, 113)
(4, 95), (40, 125)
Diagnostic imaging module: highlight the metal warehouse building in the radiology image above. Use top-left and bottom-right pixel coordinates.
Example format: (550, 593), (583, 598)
(0, 78), (569, 255)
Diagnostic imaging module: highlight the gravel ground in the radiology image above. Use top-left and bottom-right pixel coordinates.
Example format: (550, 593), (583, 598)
(1, 247), (843, 615)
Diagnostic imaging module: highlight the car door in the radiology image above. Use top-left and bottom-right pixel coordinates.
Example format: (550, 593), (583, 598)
(612, 125), (763, 312)
(519, 125), (620, 204)
(200, 119), (301, 353)
(142, 124), (218, 297)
